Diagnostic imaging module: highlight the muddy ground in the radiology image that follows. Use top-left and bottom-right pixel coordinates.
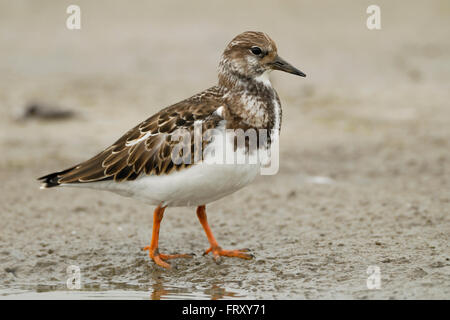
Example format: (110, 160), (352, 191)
(0, 1), (449, 299)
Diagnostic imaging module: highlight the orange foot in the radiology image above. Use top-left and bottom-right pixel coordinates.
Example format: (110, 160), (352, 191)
(203, 246), (254, 263)
(143, 246), (193, 269)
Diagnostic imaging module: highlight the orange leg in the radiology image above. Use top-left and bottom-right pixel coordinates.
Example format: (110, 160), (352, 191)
(143, 205), (193, 269)
(196, 205), (253, 262)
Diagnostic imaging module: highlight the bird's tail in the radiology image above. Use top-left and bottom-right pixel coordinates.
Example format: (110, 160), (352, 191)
(37, 167), (76, 189)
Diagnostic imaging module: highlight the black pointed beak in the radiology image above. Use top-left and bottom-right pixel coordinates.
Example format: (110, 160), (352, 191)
(270, 55), (306, 77)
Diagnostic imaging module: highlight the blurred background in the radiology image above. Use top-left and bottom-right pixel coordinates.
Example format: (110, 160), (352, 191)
(0, 0), (449, 299)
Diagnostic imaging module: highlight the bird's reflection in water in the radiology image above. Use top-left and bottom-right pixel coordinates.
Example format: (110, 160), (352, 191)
(150, 280), (170, 300)
(203, 284), (240, 300)
(149, 277), (242, 300)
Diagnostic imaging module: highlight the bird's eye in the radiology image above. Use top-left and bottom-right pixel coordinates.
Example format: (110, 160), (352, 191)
(250, 47), (262, 55)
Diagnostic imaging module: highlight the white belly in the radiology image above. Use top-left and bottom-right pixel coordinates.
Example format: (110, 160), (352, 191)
(68, 162), (259, 207)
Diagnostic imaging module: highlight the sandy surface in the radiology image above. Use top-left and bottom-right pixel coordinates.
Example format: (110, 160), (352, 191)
(0, 0), (449, 299)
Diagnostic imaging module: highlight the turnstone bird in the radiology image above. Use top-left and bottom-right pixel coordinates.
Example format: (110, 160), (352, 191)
(38, 31), (305, 269)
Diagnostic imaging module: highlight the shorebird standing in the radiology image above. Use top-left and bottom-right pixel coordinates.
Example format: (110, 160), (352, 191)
(38, 31), (306, 269)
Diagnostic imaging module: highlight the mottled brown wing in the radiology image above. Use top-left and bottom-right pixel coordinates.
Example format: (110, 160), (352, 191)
(38, 88), (225, 187)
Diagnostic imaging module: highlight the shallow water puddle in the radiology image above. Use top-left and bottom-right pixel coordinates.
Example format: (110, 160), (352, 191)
(0, 283), (250, 300)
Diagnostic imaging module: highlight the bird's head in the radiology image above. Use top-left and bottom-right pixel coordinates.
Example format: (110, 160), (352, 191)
(219, 31), (305, 87)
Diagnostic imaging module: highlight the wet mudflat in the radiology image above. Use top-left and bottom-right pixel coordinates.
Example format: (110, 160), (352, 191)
(0, 1), (449, 299)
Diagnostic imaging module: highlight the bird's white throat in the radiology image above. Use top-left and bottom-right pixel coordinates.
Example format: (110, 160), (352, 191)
(254, 70), (272, 87)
